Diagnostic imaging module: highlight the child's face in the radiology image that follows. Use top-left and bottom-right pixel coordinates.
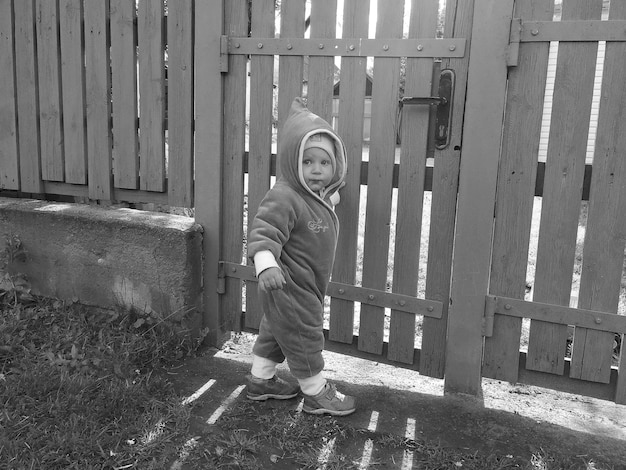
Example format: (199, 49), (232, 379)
(302, 147), (334, 193)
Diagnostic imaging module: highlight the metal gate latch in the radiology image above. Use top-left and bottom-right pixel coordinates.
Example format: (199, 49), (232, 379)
(400, 69), (455, 150)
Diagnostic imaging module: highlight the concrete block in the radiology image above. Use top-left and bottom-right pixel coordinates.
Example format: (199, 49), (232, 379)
(0, 197), (203, 332)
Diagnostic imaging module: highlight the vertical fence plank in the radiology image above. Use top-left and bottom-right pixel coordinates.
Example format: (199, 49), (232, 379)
(328, 0), (369, 343)
(0, 0), (19, 190)
(84, 0), (112, 201)
(14, 0), (43, 194)
(36, 0), (64, 182)
(277, 0), (304, 147)
(138, 0), (165, 192)
(245, 0), (275, 329)
(358, 0), (404, 355)
(167, 0), (194, 207)
(221, 0), (247, 330)
(571, 1), (626, 386)
(306, 0), (336, 122)
(387, 0), (437, 364)
(110, 0), (138, 189)
(419, 0), (471, 378)
(59, 0), (87, 185)
(527, 0), (602, 375)
(195, 0), (225, 344)
(483, 0), (554, 382)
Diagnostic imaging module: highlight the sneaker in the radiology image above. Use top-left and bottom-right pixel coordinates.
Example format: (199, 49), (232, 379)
(302, 382), (356, 416)
(245, 374), (300, 401)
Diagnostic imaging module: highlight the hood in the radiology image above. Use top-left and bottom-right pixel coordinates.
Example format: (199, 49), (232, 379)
(278, 98), (347, 203)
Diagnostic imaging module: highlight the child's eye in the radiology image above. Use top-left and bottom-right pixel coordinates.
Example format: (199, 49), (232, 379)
(321, 160), (331, 166)
(303, 159), (311, 165)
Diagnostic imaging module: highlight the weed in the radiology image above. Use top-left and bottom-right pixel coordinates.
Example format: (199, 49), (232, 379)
(0, 235), (32, 307)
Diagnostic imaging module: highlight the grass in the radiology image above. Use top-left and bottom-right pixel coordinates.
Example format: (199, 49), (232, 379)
(180, 397), (612, 470)
(0, 293), (618, 469)
(0, 295), (201, 469)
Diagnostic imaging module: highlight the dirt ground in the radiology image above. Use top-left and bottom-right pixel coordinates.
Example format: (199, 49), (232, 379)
(167, 334), (626, 469)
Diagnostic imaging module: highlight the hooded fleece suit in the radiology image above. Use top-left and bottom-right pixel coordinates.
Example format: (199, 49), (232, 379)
(248, 98), (347, 380)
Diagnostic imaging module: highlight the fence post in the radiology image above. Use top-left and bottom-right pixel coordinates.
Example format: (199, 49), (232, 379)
(195, 0), (227, 345)
(444, 0), (514, 396)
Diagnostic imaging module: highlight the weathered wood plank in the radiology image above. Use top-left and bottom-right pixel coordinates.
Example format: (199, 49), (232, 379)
(138, 0), (165, 192)
(14, 0), (42, 193)
(36, 0), (64, 182)
(245, 0), (275, 329)
(110, 0), (139, 189)
(0, 0), (19, 190)
(387, 0), (438, 364)
(358, 0), (404, 355)
(571, 0), (626, 386)
(444, 0), (515, 395)
(527, 0), (602, 376)
(221, 0), (248, 331)
(328, 0), (369, 344)
(84, 0), (112, 200)
(420, 0), (472, 378)
(59, 0), (87, 185)
(483, 0), (554, 383)
(277, 0), (305, 161)
(306, 0), (336, 122)
(194, 0), (226, 345)
(167, 0), (194, 207)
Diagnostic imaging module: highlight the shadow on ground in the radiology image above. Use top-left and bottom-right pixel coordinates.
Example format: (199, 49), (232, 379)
(163, 337), (626, 469)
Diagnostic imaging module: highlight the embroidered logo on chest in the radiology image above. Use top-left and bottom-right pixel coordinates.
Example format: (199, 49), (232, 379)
(307, 218), (329, 233)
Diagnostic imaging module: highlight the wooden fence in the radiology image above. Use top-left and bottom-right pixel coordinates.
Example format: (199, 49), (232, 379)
(0, 0), (193, 207)
(1, 0), (625, 403)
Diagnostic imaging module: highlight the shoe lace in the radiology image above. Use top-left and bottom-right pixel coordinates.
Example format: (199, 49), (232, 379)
(324, 383), (346, 401)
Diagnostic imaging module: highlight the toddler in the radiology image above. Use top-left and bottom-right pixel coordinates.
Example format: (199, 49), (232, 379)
(245, 97), (356, 416)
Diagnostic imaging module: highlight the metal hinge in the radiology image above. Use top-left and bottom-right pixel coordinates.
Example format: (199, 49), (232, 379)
(506, 18), (522, 67)
(482, 295), (496, 337)
(220, 35), (229, 73)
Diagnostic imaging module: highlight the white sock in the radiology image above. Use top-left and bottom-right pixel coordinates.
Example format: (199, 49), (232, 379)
(250, 355), (278, 380)
(298, 373), (327, 396)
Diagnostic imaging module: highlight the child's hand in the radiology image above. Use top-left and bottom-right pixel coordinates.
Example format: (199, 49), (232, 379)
(258, 267), (286, 292)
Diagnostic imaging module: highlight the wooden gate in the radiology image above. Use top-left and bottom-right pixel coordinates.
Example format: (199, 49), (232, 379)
(446, 0), (626, 404)
(484, 0), (626, 403)
(201, 0), (626, 404)
(201, 0), (471, 379)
